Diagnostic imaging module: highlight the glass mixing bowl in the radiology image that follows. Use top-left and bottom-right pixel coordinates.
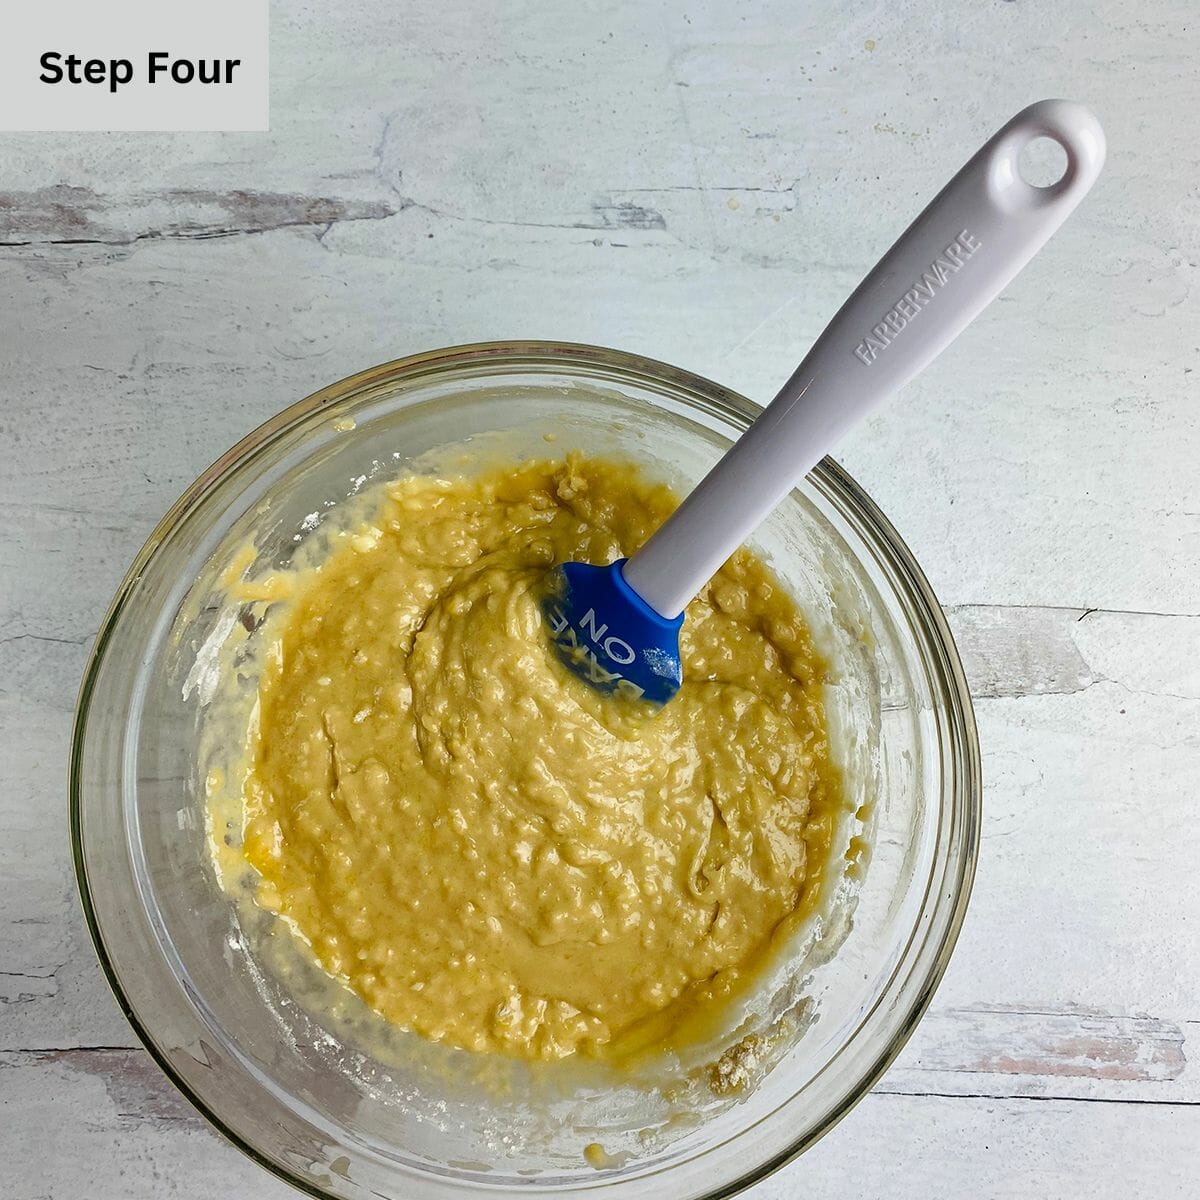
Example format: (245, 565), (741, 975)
(72, 342), (979, 1199)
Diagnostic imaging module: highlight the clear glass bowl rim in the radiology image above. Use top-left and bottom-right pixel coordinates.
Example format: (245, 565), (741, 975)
(70, 340), (981, 1199)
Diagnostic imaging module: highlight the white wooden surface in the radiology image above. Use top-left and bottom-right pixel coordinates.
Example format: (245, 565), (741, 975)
(2, 1), (1198, 1196)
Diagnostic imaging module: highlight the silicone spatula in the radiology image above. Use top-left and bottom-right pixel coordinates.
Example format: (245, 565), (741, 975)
(543, 99), (1105, 704)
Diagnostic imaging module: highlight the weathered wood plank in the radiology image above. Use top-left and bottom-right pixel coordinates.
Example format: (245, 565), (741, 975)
(1, 216), (1196, 620)
(0, 5), (1195, 618)
(890, 1005), (1199, 1102)
(0, 1048), (295, 1199)
(0, 186), (400, 247)
(4, 1046), (1198, 1199)
(787, 1090), (1200, 1200)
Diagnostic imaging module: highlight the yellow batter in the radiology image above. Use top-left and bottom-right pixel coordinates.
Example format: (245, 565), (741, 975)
(236, 454), (840, 1061)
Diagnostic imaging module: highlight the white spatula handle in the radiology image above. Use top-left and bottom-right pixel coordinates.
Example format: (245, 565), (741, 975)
(623, 98), (1106, 619)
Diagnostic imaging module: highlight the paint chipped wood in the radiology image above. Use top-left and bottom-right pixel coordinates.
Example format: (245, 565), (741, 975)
(890, 1005), (1197, 1102)
(0, 186), (401, 246)
(5, 1049), (1200, 1199)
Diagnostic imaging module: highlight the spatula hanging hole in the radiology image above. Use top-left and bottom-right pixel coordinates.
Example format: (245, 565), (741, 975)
(1018, 135), (1069, 188)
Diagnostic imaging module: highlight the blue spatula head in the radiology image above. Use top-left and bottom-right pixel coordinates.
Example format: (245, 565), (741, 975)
(542, 559), (684, 705)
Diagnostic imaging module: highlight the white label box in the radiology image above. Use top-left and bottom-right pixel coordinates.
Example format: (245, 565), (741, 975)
(0, 0), (268, 131)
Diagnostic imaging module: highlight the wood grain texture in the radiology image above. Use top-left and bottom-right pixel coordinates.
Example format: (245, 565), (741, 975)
(5, 1051), (1199, 1200)
(1, 0), (1198, 1196)
(0, 186), (401, 246)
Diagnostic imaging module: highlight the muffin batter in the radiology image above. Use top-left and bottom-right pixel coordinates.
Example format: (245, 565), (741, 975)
(237, 455), (840, 1061)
